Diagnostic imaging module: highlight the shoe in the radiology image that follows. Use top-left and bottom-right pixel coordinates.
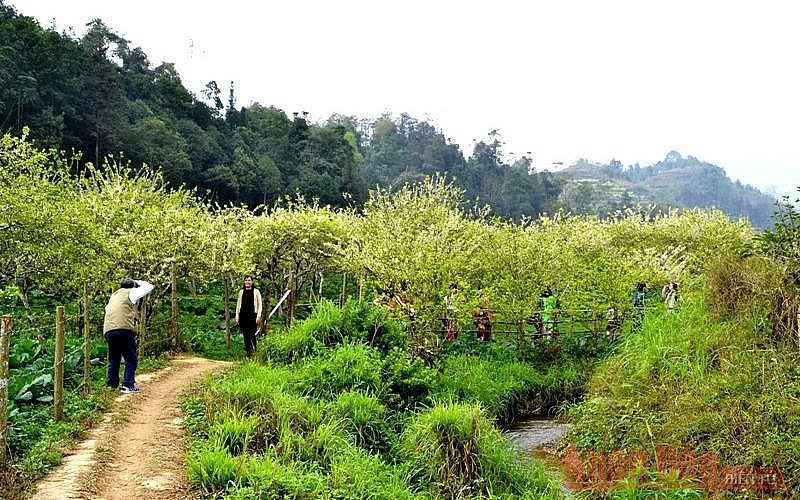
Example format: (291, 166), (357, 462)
(120, 385), (140, 394)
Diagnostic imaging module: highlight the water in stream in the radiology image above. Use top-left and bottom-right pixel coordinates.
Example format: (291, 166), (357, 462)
(505, 417), (570, 458)
(505, 417), (573, 497)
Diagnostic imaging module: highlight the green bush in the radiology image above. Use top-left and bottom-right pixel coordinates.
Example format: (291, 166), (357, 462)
(339, 299), (408, 353)
(381, 347), (435, 413)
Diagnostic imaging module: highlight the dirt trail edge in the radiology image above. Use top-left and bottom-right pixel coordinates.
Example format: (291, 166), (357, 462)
(31, 356), (233, 500)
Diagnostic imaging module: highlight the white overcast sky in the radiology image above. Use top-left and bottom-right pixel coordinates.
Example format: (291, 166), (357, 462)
(9, 0), (800, 197)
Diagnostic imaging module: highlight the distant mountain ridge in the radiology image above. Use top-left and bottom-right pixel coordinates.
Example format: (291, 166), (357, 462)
(553, 151), (777, 228)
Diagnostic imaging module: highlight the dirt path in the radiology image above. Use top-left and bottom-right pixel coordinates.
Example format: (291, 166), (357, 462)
(30, 356), (233, 500)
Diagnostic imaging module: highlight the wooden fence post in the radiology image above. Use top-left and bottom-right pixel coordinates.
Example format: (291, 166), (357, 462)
(1, 315), (12, 468)
(171, 260), (180, 350)
(224, 274), (231, 349)
(82, 286), (91, 396)
(54, 306), (65, 422)
(340, 273), (347, 307)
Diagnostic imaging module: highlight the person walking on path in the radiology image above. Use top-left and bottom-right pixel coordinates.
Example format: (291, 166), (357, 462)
(236, 275), (263, 357)
(103, 277), (154, 393)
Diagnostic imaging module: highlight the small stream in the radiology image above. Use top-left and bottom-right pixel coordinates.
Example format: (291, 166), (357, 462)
(504, 417), (573, 496)
(505, 416), (570, 458)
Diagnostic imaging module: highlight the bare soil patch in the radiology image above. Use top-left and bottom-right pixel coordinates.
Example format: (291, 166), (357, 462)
(29, 356), (232, 500)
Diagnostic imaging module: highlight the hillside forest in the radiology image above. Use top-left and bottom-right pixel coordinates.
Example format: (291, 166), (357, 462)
(0, 3), (779, 226)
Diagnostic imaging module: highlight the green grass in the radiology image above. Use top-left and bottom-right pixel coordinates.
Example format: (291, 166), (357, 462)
(565, 294), (800, 494)
(182, 299), (577, 499)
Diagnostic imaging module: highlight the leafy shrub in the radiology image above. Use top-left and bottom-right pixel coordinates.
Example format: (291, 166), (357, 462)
(381, 348), (435, 413)
(339, 298), (408, 353)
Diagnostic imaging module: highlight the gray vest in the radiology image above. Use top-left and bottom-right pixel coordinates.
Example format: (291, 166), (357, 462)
(103, 288), (137, 333)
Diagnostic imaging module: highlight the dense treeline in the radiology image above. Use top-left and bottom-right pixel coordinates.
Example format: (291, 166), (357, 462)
(0, 3), (563, 219)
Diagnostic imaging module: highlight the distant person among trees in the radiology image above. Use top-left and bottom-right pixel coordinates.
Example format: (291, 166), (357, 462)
(605, 306), (622, 337)
(539, 286), (558, 337)
(662, 281), (679, 313)
(103, 277), (154, 394)
(472, 296), (494, 341)
(631, 282), (648, 331)
(235, 275), (262, 358)
(442, 283), (459, 341)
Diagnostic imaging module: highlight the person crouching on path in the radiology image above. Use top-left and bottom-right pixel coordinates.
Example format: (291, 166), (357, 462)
(236, 275), (262, 358)
(103, 277), (154, 393)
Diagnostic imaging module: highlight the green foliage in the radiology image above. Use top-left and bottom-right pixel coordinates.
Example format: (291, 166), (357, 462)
(329, 390), (395, 455)
(433, 353), (588, 424)
(184, 301), (571, 498)
(297, 342), (385, 399)
(259, 299), (407, 365)
(400, 402), (560, 499)
(186, 444), (243, 493)
(565, 295), (800, 492)
(326, 446), (420, 500)
(208, 409), (269, 455)
(380, 348), (435, 413)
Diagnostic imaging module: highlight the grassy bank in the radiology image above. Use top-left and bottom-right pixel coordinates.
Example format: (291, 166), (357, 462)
(182, 299), (593, 499)
(564, 290), (800, 497)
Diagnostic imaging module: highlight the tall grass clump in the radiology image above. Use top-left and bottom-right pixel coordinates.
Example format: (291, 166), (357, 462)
(705, 251), (797, 341)
(401, 402), (561, 499)
(330, 390), (396, 455)
(327, 445), (421, 499)
(208, 408), (269, 455)
(259, 299), (407, 365)
(201, 362), (294, 422)
(186, 444), (243, 494)
(233, 452), (328, 499)
(296, 342), (386, 399)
